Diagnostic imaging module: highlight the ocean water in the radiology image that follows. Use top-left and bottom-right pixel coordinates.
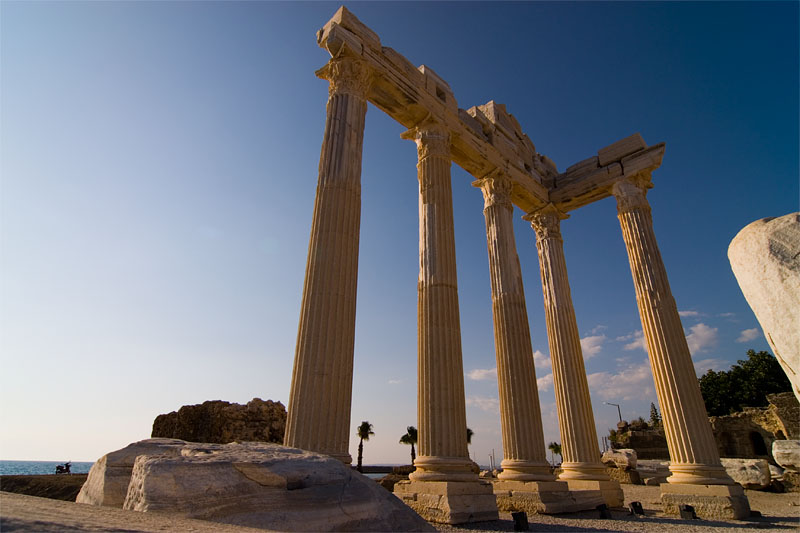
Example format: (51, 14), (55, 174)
(0, 460), (95, 475)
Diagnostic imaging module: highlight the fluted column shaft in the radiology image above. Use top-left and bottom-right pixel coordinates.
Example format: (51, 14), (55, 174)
(612, 178), (731, 485)
(474, 174), (553, 482)
(284, 58), (373, 463)
(406, 122), (475, 482)
(527, 205), (608, 481)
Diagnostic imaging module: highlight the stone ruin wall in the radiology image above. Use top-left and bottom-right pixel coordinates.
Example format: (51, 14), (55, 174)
(617, 393), (798, 463)
(151, 398), (287, 444)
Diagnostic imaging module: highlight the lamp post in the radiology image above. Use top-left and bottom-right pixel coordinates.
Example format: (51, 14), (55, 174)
(604, 401), (622, 422)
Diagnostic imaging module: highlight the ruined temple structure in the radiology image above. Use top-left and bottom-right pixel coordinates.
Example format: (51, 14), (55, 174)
(712, 392), (800, 461)
(284, 7), (750, 522)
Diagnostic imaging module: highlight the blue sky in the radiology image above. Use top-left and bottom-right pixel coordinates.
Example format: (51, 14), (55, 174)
(1, 2), (797, 465)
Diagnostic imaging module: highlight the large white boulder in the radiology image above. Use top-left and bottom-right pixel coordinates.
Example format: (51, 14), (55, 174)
(773, 440), (800, 472)
(601, 448), (637, 470)
(120, 441), (433, 532)
(729, 213), (800, 402)
(720, 458), (771, 489)
(76, 438), (186, 506)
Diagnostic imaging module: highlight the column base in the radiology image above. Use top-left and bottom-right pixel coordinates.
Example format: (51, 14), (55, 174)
(329, 453), (352, 464)
(566, 479), (624, 507)
(498, 459), (555, 481)
(661, 483), (751, 520)
(410, 456), (476, 482)
(557, 461), (609, 481)
(393, 480), (499, 524)
(666, 463), (734, 485)
(493, 480), (605, 514)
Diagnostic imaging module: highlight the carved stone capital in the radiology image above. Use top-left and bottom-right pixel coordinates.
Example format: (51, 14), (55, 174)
(611, 178), (651, 214)
(472, 170), (513, 211)
(316, 57), (373, 100)
(524, 203), (569, 242)
(402, 120), (450, 162)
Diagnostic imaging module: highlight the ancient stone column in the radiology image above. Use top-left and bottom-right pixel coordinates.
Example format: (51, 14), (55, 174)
(284, 57), (372, 464)
(526, 204), (607, 481)
(404, 121), (473, 482)
(393, 121), (498, 524)
(526, 204), (622, 507)
(473, 173), (553, 482)
(612, 178), (749, 519)
(611, 178), (733, 484)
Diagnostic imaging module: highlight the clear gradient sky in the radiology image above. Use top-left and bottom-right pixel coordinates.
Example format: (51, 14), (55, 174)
(1, 2), (797, 466)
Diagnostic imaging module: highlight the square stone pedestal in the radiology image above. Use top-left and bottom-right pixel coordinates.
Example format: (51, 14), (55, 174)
(565, 479), (624, 507)
(493, 480), (605, 514)
(393, 479), (499, 524)
(661, 483), (750, 520)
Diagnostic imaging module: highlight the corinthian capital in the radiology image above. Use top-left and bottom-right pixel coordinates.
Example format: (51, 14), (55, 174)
(611, 178), (651, 214)
(316, 57), (373, 100)
(524, 203), (569, 242)
(401, 120), (450, 162)
(472, 170), (513, 211)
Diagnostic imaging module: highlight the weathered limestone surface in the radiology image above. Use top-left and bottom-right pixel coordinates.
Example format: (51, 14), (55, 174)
(602, 449), (637, 470)
(720, 458), (771, 489)
(661, 483), (750, 519)
(394, 480), (497, 525)
(474, 173), (553, 482)
(284, 56), (373, 464)
(773, 440), (800, 472)
(493, 480), (604, 514)
(638, 459), (671, 486)
(729, 213), (800, 403)
(598, 133), (648, 167)
(76, 439), (186, 507)
(526, 204), (610, 484)
(604, 467), (642, 485)
(613, 178), (733, 487)
(121, 441), (434, 532)
(151, 398), (286, 444)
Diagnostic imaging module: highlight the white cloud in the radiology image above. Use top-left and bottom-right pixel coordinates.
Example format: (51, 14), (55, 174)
(467, 367), (497, 381)
(719, 312), (736, 318)
(537, 373), (553, 391)
(590, 325), (608, 335)
(466, 396), (500, 413)
(678, 310), (700, 317)
(686, 323), (718, 355)
(618, 330), (646, 352)
(693, 358), (728, 376)
(580, 335), (606, 359)
(533, 349), (551, 368)
(736, 328), (761, 343)
(387, 378), (402, 385)
(587, 362), (654, 401)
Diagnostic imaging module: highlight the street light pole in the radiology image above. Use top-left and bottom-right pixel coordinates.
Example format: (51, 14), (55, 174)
(604, 401), (622, 422)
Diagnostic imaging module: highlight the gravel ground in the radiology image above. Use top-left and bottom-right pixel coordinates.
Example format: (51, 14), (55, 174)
(1, 485), (798, 532)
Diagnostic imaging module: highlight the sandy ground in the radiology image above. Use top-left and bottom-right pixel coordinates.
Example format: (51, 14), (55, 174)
(1, 485), (798, 532)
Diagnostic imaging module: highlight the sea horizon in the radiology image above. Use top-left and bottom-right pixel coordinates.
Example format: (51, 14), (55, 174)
(0, 460), (95, 476)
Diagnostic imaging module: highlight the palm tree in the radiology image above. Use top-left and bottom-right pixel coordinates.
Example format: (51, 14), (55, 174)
(548, 441), (562, 466)
(356, 421), (374, 473)
(399, 426), (417, 464)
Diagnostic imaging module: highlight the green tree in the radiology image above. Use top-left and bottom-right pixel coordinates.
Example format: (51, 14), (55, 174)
(649, 402), (662, 427)
(699, 350), (791, 416)
(547, 442), (562, 465)
(399, 426), (417, 464)
(356, 421), (374, 473)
